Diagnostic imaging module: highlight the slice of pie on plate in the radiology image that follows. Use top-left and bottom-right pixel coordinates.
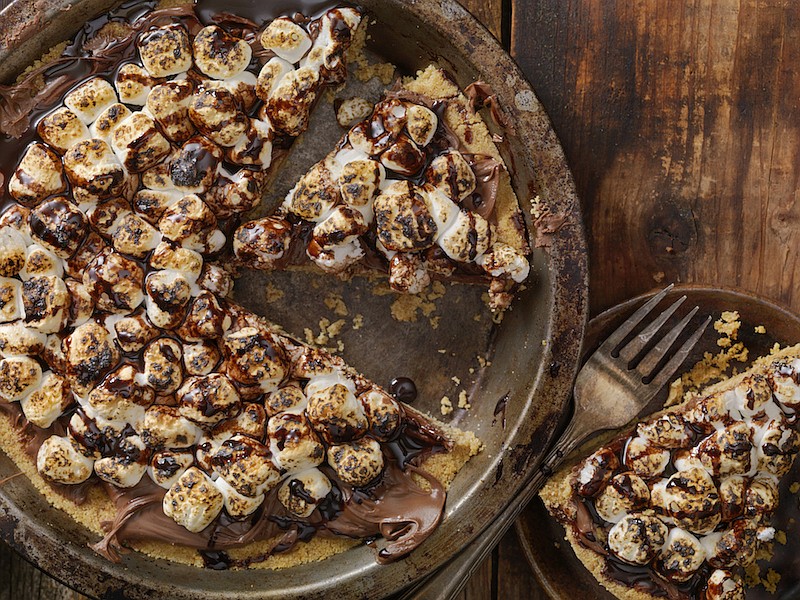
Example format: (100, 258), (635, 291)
(541, 344), (800, 600)
(0, 3), (481, 570)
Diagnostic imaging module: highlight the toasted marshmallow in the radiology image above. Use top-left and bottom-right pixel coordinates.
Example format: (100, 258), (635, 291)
(64, 77), (117, 124)
(113, 311), (157, 353)
(177, 373), (240, 426)
(90, 103), (132, 143)
(327, 437), (384, 486)
(338, 158), (384, 207)
(8, 143), (67, 205)
(113, 213), (161, 258)
(178, 292), (230, 341)
(744, 476), (779, 517)
(705, 569), (745, 600)
(84, 248), (144, 311)
(223, 326), (286, 390)
(695, 421), (754, 477)
(211, 434), (280, 497)
(209, 168), (268, 217)
(0, 356), (41, 402)
(719, 475), (746, 521)
(388, 252), (431, 294)
(19, 372), (71, 428)
(594, 472), (650, 523)
(163, 467), (224, 533)
(637, 413), (691, 449)
(263, 66), (319, 136)
(358, 389), (401, 441)
(426, 150), (476, 201)
(233, 217), (291, 270)
(306, 382), (368, 443)
(623, 435), (671, 478)
(653, 467), (721, 534)
(348, 119), (394, 157)
(285, 163), (338, 222)
(30, 198), (88, 258)
(216, 475), (265, 518)
(707, 520), (759, 568)
(301, 8), (361, 76)
(290, 347), (337, 380)
(65, 322), (119, 394)
(143, 338), (183, 395)
(148, 449), (194, 489)
(20, 244), (63, 281)
(169, 136), (222, 194)
(111, 111), (171, 173)
(757, 417), (800, 476)
(0, 323), (46, 357)
(37, 435), (94, 484)
(37, 107), (90, 153)
(0, 205), (31, 245)
(374, 181), (438, 251)
(438, 209), (491, 263)
(157, 194), (222, 253)
(145, 270), (192, 329)
(575, 448), (620, 498)
(607, 513), (668, 565)
(203, 71), (257, 110)
(260, 18), (312, 64)
(88, 198), (129, 238)
(94, 434), (148, 488)
(137, 24), (193, 78)
(265, 384), (307, 417)
(655, 528), (705, 582)
(146, 80), (195, 143)
(87, 364), (153, 424)
(0, 227), (26, 278)
(189, 88), (248, 147)
(278, 468), (332, 518)
(255, 56), (293, 101)
(228, 119), (273, 167)
(267, 411), (325, 473)
(312, 205), (368, 250)
(115, 63), (158, 105)
(307, 239), (364, 273)
(193, 25), (251, 79)
(478, 242), (530, 284)
(63, 139), (127, 201)
(336, 97), (372, 128)
(211, 402), (267, 442)
(771, 360), (800, 409)
(405, 104), (438, 146)
(141, 405), (201, 451)
(22, 275), (70, 333)
(149, 241), (204, 281)
(0, 278), (22, 323)
(198, 263), (232, 297)
(64, 231), (105, 279)
(380, 136), (425, 176)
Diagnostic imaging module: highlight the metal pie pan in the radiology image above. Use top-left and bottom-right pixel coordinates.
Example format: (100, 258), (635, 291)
(0, 0), (588, 598)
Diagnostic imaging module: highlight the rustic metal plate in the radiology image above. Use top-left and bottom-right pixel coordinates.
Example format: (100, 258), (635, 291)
(517, 285), (800, 600)
(0, 0), (588, 598)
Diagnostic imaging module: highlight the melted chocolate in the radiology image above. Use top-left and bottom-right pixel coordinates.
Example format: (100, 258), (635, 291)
(389, 377), (417, 404)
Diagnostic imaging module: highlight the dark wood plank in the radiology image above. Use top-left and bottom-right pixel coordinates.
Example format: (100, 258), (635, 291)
(457, 0), (503, 40)
(461, 548), (494, 600)
(512, 0), (800, 317)
(496, 530), (547, 599)
(0, 540), (84, 600)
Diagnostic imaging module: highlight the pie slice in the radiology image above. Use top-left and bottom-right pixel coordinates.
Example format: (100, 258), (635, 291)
(540, 345), (800, 600)
(232, 65), (531, 311)
(0, 2), (481, 569)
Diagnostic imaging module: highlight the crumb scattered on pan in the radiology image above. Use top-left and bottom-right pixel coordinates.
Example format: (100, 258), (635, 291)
(440, 396), (453, 415)
(457, 390), (470, 410)
(324, 292), (349, 317)
(755, 325), (767, 334)
(265, 282), (285, 303)
(352, 313), (363, 330)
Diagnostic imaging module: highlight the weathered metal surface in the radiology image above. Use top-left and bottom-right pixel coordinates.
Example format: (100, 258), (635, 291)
(0, 0), (588, 598)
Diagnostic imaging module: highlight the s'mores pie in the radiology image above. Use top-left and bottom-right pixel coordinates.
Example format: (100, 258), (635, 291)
(0, 1), (484, 572)
(540, 345), (800, 600)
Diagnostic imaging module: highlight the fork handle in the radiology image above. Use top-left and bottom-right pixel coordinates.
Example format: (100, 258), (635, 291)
(399, 414), (591, 600)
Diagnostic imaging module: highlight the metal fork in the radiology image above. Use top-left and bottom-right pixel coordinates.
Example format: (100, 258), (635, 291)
(401, 284), (712, 600)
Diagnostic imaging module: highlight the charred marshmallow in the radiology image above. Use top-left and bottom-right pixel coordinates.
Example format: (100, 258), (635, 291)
(9, 143), (67, 205)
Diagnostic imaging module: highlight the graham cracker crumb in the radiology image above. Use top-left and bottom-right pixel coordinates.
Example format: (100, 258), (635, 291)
(451, 376), (461, 385)
(324, 292), (349, 317)
(264, 282), (285, 303)
(440, 396), (453, 415)
(457, 390), (471, 410)
(790, 482), (800, 494)
(755, 325), (767, 334)
(775, 530), (787, 545)
(352, 313), (364, 330)
(764, 568), (781, 593)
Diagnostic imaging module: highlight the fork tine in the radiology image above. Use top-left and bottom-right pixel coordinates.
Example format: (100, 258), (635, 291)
(636, 305), (699, 377)
(599, 284), (675, 353)
(618, 295), (687, 363)
(647, 315), (712, 390)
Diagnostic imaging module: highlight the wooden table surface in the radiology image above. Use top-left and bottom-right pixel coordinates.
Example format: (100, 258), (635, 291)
(4, 0), (800, 598)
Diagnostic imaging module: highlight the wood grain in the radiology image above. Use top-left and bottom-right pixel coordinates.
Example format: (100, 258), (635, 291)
(457, 0), (504, 41)
(513, 0), (800, 317)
